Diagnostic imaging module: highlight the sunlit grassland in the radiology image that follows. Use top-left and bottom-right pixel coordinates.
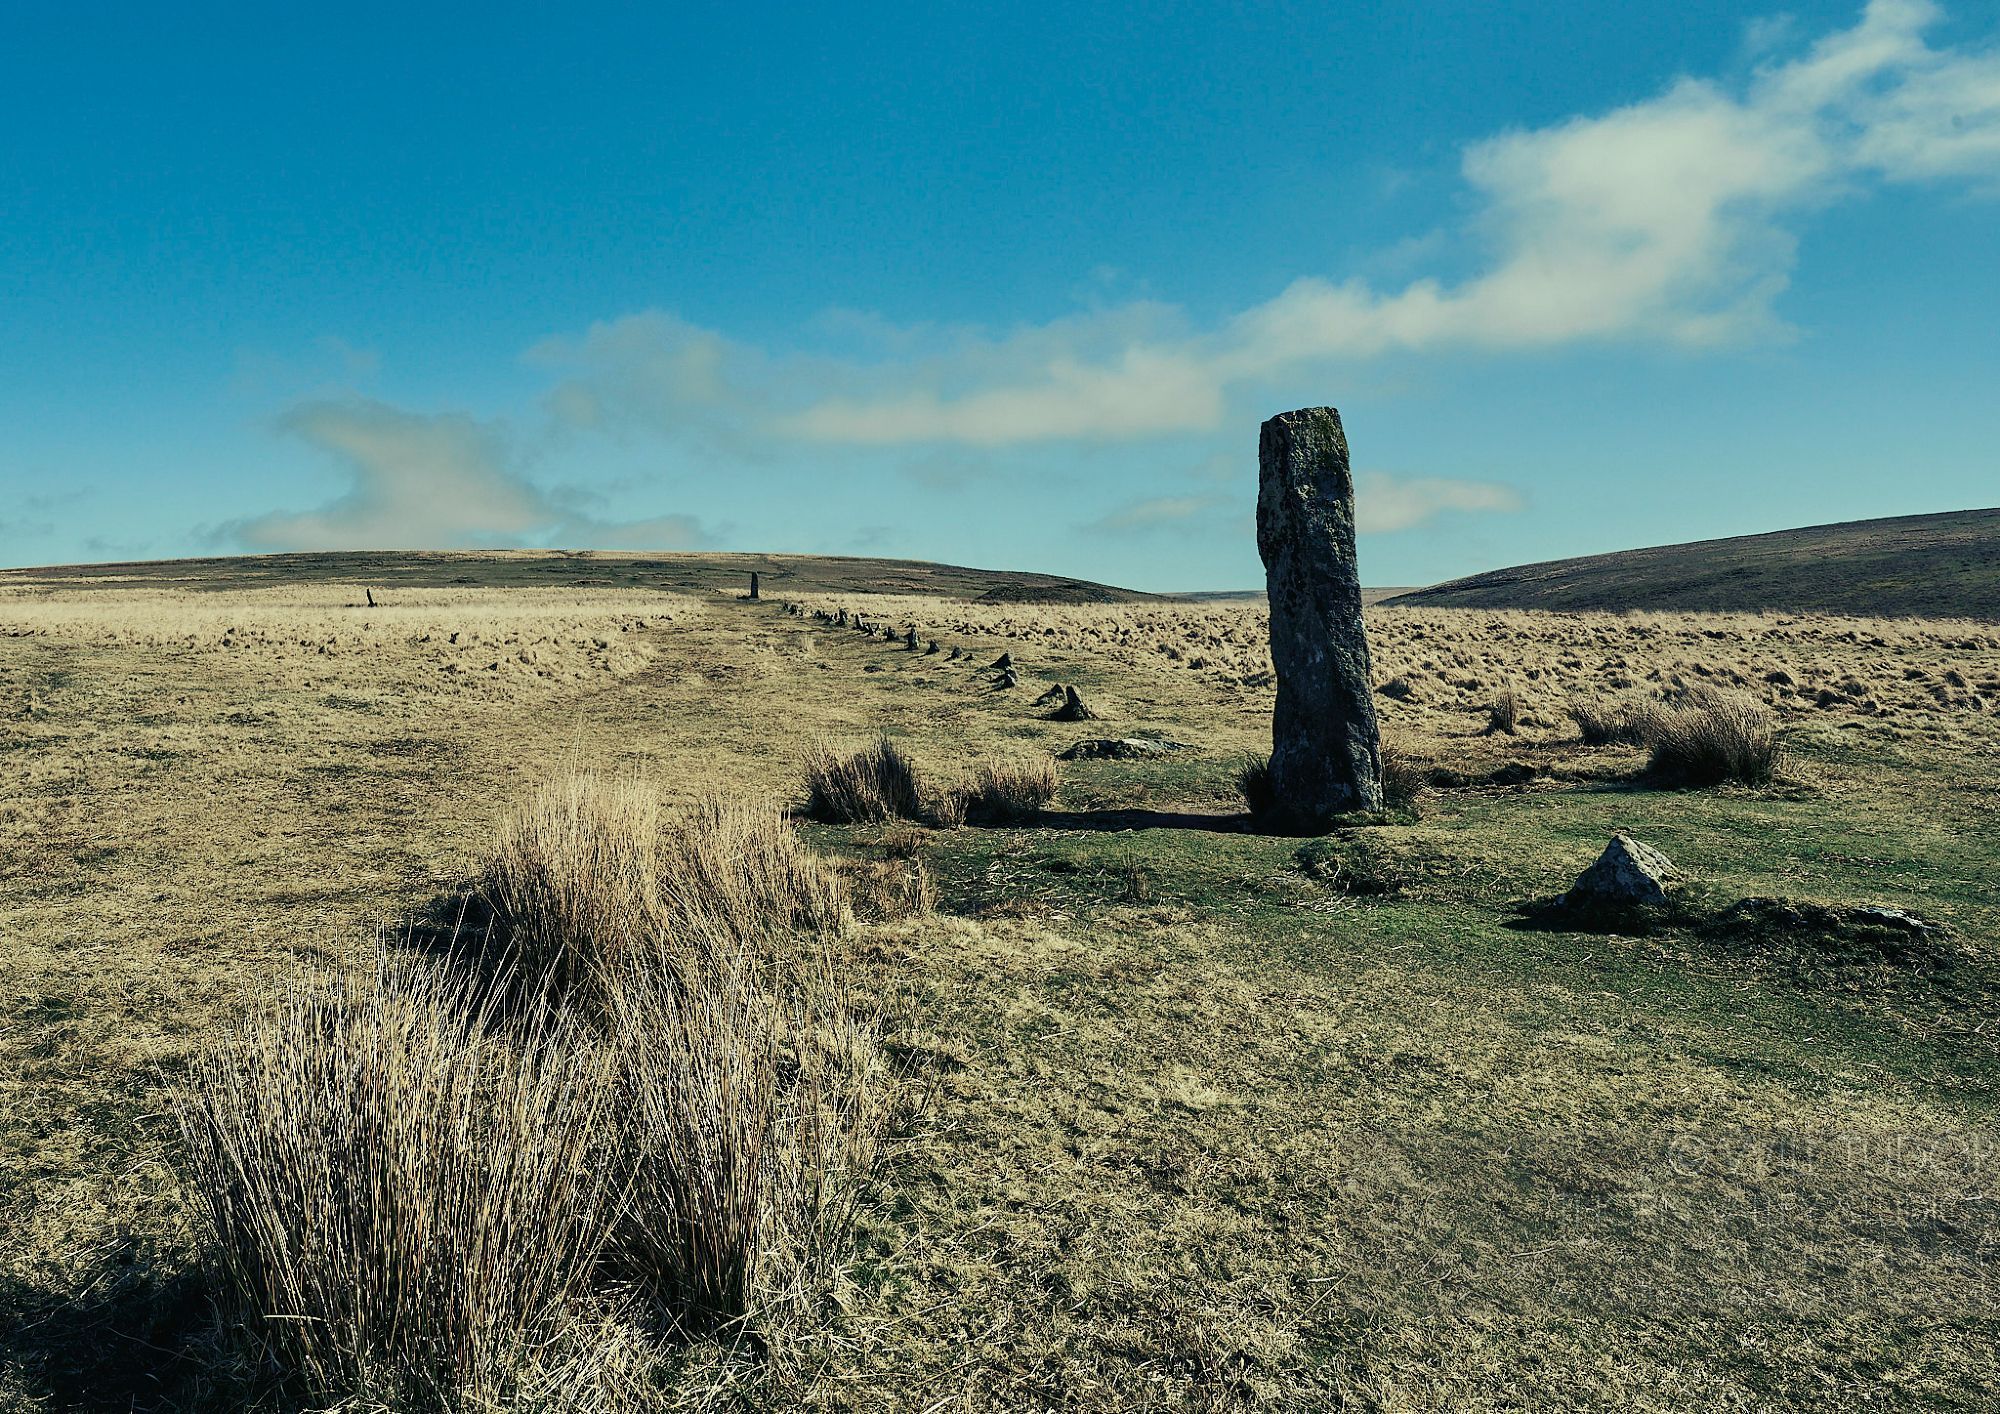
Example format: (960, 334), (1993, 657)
(2, 560), (1997, 1410)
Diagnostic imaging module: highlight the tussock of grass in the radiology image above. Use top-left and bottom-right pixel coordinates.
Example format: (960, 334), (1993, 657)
(173, 958), (616, 1411)
(607, 939), (888, 1334)
(1646, 688), (1784, 786)
(1235, 754), (1276, 819)
(958, 756), (1060, 824)
(1570, 695), (1663, 746)
(483, 774), (847, 1004)
(660, 797), (850, 949)
(179, 780), (885, 1408)
(801, 736), (931, 824)
(484, 772), (667, 1001)
(1485, 686), (1521, 735)
(1378, 741), (1427, 813)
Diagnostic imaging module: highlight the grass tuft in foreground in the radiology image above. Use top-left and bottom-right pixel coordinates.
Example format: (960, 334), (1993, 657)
(1569, 694), (1663, 746)
(606, 935), (889, 1336)
(172, 958), (617, 1411)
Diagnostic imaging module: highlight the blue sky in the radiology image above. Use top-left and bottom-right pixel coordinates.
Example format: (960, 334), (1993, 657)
(3, 0), (1997, 590)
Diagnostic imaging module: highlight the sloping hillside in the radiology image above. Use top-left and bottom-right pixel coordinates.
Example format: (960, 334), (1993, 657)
(0, 549), (1151, 604)
(1389, 508), (2000, 619)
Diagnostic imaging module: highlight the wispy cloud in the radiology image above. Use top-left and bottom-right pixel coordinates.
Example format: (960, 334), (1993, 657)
(1090, 472), (1522, 537)
(1355, 473), (1524, 534)
(1086, 494), (1228, 535)
(224, 399), (710, 553)
(531, 1), (2000, 449)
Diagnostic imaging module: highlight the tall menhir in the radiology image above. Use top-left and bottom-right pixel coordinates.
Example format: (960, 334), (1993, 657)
(1257, 407), (1384, 827)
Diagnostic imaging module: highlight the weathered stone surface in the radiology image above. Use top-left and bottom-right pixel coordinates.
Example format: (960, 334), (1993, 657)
(1033, 684), (1068, 706)
(1257, 407), (1383, 826)
(1561, 834), (1676, 910)
(996, 667), (1019, 690)
(1058, 737), (1194, 761)
(1051, 685), (1097, 721)
(748, 571), (760, 599)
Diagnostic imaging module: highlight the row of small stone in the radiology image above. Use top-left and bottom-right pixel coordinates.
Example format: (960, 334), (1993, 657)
(784, 602), (1096, 720)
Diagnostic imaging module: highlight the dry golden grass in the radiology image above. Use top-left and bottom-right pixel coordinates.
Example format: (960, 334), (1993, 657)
(792, 592), (2000, 747)
(484, 773), (850, 1003)
(1645, 687), (1785, 785)
(607, 938), (888, 1337)
(0, 583), (686, 701)
(6, 568), (1999, 1412)
(173, 957), (618, 1410)
(800, 736), (932, 824)
(485, 772), (674, 1002)
(957, 756), (1061, 824)
(171, 768), (884, 1411)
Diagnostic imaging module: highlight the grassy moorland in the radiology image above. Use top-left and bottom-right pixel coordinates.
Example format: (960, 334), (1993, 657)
(1391, 507), (2000, 619)
(2, 556), (1997, 1411)
(0, 549), (1149, 605)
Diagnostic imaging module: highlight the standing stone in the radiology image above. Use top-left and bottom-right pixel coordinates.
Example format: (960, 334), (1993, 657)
(748, 571), (760, 599)
(1257, 407), (1383, 825)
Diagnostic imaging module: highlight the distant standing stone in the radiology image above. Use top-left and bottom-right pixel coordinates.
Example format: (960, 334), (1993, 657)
(748, 571), (760, 599)
(1257, 406), (1383, 826)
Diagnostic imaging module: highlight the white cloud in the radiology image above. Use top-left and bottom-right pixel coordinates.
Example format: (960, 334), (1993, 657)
(228, 399), (709, 552)
(1087, 494), (1227, 534)
(1355, 472), (1524, 534)
(789, 345), (1223, 445)
(523, 0), (1998, 449)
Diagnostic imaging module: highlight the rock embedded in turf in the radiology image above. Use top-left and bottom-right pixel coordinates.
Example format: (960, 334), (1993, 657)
(1561, 834), (1676, 910)
(1058, 737), (1194, 761)
(1052, 686), (1098, 721)
(1257, 406), (1384, 827)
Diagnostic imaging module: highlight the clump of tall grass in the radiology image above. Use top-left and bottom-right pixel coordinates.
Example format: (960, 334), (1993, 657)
(957, 756), (1060, 824)
(173, 959), (616, 1411)
(605, 937), (888, 1335)
(801, 736), (931, 824)
(659, 797), (849, 949)
(483, 772), (666, 1001)
(1236, 754), (1277, 819)
(479, 772), (885, 1336)
(482, 774), (848, 1005)
(1484, 686), (1521, 735)
(1377, 741), (1427, 813)
(1645, 687), (1783, 785)
(1569, 695), (1662, 746)
(177, 778), (888, 1408)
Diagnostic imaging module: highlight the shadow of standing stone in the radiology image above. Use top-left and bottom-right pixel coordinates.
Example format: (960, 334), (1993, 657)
(1257, 407), (1383, 829)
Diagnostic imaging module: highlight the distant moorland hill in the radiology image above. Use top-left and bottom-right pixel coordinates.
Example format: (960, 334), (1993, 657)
(1, 549), (1153, 604)
(1389, 508), (2000, 620)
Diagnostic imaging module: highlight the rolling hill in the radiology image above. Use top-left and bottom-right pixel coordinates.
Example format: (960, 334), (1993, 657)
(1388, 508), (2000, 619)
(0, 548), (1153, 604)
